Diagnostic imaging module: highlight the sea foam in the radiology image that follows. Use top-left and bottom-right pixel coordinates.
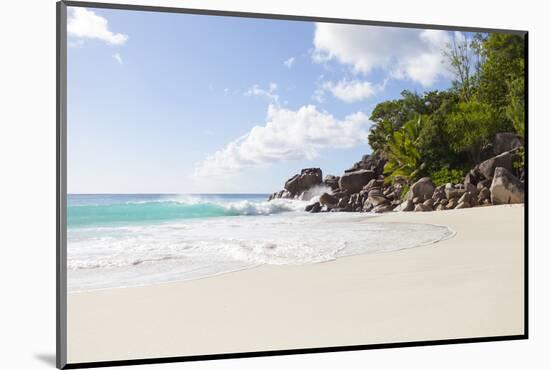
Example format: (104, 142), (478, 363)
(67, 211), (453, 292)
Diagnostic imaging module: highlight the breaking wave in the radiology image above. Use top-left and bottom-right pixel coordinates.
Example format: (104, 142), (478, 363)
(68, 195), (311, 228)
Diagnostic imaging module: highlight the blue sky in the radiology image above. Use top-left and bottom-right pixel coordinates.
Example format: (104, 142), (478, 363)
(67, 6), (459, 194)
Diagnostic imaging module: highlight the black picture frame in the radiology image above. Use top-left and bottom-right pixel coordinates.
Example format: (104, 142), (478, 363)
(56, 1), (529, 368)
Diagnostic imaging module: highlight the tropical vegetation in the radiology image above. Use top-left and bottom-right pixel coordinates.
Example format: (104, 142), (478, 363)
(368, 33), (526, 184)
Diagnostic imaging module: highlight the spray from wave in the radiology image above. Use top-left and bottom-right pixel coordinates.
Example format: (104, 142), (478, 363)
(297, 184), (333, 202)
(223, 198), (308, 215)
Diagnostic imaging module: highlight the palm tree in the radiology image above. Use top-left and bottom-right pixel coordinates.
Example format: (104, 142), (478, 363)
(383, 116), (426, 183)
(367, 119), (394, 156)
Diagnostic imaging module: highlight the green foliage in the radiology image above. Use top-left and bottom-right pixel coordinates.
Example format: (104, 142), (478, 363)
(422, 90), (459, 111)
(400, 184), (410, 200)
(442, 33), (479, 101)
(417, 92), (462, 171)
(477, 33), (525, 129)
(383, 116), (427, 183)
(506, 76), (525, 137)
(445, 101), (499, 164)
(370, 90), (427, 127)
(367, 119), (394, 154)
(513, 147), (525, 177)
(368, 90), (436, 155)
(430, 168), (465, 187)
(367, 33), (525, 184)
(368, 90), (458, 157)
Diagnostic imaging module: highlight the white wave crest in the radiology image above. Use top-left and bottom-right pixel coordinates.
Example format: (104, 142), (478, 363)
(125, 194), (208, 205)
(223, 198), (308, 215)
(127, 195), (312, 216)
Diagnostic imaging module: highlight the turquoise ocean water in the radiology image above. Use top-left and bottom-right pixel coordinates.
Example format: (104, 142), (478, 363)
(67, 194), (453, 292)
(68, 194), (272, 229)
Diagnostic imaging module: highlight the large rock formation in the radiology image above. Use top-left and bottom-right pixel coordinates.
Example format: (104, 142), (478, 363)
(456, 192), (476, 208)
(397, 199), (414, 212)
(490, 167), (525, 205)
(406, 177), (436, 201)
(493, 133), (524, 155)
(323, 175), (340, 190)
(368, 193), (389, 207)
(372, 203), (393, 213)
(271, 142), (524, 214)
(319, 192), (338, 206)
(478, 151), (514, 181)
(345, 153), (387, 176)
(480, 132), (524, 160)
(305, 202), (322, 213)
(414, 203), (432, 212)
(463, 169), (479, 187)
(284, 168), (322, 196)
(338, 169), (376, 193)
(267, 189), (293, 201)
(478, 187), (491, 202)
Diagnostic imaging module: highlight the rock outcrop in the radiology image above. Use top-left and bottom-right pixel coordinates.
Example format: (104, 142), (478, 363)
(284, 168), (322, 195)
(414, 203), (432, 212)
(490, 167), (525, 204)
(339, 170), (376, 193)
(406, 177), (436, 201)
(398, 199), (414, 212)
(493, 133), (524, 155)
(268, 142), (524, 214)
(478, 151), (514, 181)
(323, 175), (340, 190)
(269, 168), (324, 201)
(319, 192), (338, 206)
(345, 154), (387, 176)
(480, 132), (524, 160)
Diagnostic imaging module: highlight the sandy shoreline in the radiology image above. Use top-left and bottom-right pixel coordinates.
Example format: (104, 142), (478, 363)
(67, 204), (525, 363)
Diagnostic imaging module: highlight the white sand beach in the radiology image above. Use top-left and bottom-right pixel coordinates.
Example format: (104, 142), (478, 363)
(67, 204), (524, 364)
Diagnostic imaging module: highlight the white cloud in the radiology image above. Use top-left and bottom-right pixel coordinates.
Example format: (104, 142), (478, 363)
(194, 104), (371, 177)
(113, 53), (123, 65)
(244, 83), (279, 104)
(321, 79), (383, 103)
(312, 24), (452, 86)
(283, 57), (295, 68)
(67, 8), (128, 45)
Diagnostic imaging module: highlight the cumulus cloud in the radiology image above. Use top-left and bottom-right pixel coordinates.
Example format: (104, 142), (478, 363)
(244, 83), (279, 104)
(194, 104), (372, 177)
(67, 8), (128, 45)
(284, 57), (295, 68)
(312, 23), (452, 86)
(321, 79), (384, 103)
(113, 53), (123, 65)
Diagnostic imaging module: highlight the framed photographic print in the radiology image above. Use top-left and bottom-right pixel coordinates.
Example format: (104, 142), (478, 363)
(56, 1), (527, 368)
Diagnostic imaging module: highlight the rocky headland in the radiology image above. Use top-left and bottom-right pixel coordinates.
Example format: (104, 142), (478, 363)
(268, 132), (525, 213)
